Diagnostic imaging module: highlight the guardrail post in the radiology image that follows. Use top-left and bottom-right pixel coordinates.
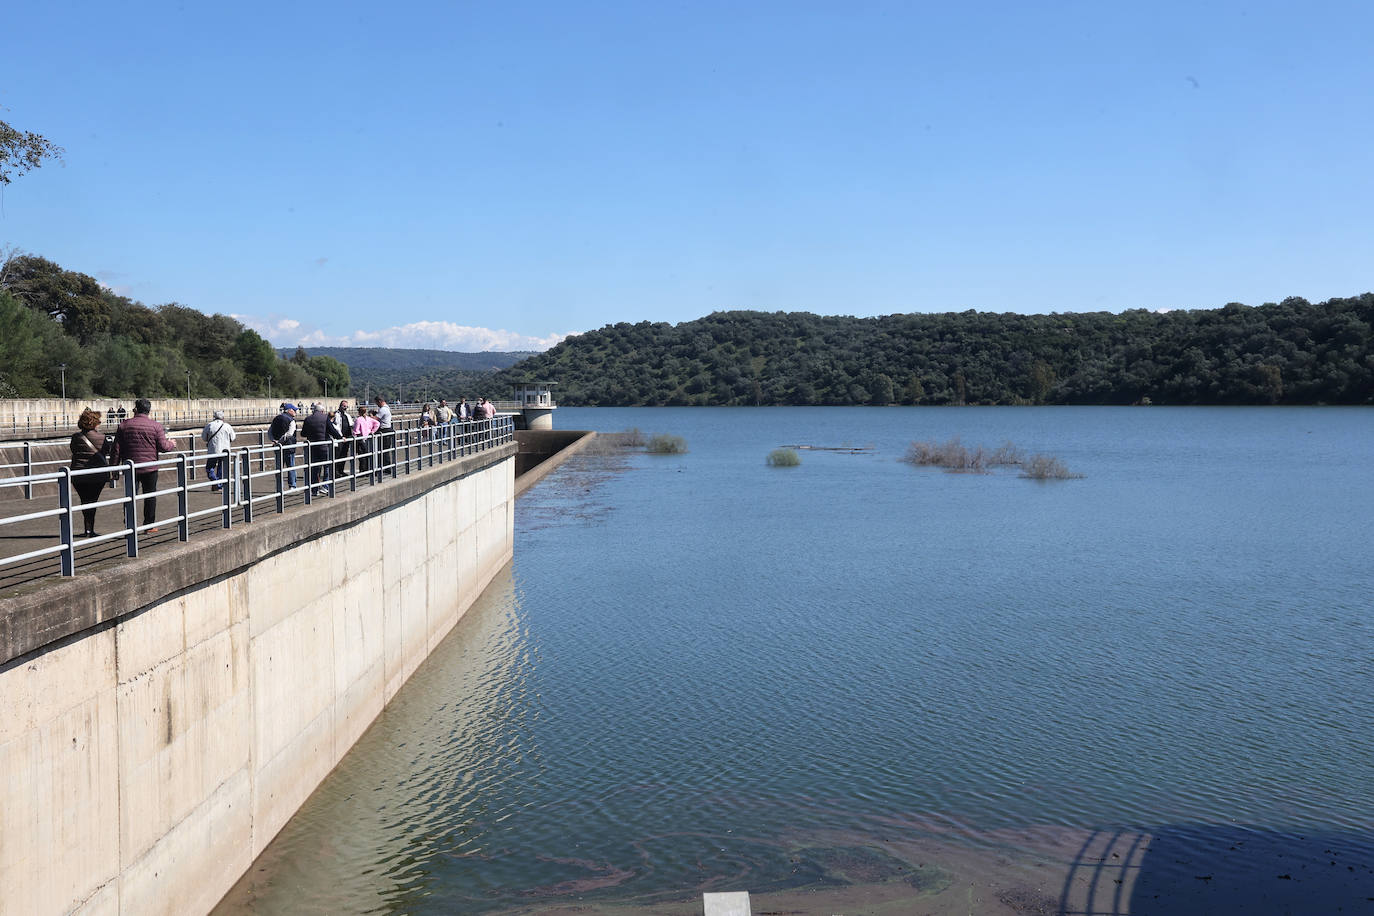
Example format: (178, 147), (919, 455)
(58, 467), (75, 576)
(177, 454), (190, 542)
(123, 462), (139, 557)
(303, 444), (314, 505)
(23, 442), (34, 499)
(221, 451), (233, 528)
(404, 431), (412, 475)
(327, 439), (337, 497)
(275, 444), (286, 514)
(241, 449), (254, 523)
(258, 431), (267, 472)
(187, 434), (197, 480)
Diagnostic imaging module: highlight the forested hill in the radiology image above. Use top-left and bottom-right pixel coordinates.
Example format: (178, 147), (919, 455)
(494, 295), (1374, 406)
(275, 347), (534, 371)
(278, 347), (535, 402)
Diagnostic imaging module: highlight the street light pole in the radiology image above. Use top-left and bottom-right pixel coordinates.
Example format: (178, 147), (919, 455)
(267, 375), (272, 402)
(59, 363), (66, 401)
(186, 369), (192, 411)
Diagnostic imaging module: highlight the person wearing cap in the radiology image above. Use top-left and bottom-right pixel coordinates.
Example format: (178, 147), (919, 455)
(201, 409), (236, 490)
(268, 403), (300, 489)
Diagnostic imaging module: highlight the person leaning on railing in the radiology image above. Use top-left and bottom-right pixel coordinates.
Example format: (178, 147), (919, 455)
(111, 398), (177, 533)
(373, 396), (394, 471)
(353, 408), (380, 472)
(201, 410), (236, 491)
(69, 408), (113, 538)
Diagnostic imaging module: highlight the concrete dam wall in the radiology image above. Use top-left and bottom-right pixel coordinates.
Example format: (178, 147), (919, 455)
(0, 444), (516, 915)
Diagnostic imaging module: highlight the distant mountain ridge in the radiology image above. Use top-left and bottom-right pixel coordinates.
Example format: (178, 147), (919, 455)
(276, 347), (535, 371)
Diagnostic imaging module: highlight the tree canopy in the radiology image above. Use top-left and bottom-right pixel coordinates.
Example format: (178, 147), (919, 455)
(494, 296), (1374, 407)
(0, 115), (63, 185)
(0, 250), (348, 401)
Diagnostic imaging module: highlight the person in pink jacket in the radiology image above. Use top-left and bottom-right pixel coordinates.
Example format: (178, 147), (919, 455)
(111, 398), (178, 531)
(352, 408), (380, 472)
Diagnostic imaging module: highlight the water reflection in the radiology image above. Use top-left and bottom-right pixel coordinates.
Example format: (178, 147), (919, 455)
(214, 567), (534, 914)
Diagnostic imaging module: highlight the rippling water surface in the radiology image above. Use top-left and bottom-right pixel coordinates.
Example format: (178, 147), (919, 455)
(216, 408), (1374, 914)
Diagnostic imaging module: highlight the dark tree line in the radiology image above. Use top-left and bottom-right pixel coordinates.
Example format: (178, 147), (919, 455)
(0, 252), (347, 400)
(494, 295), (1374, 406)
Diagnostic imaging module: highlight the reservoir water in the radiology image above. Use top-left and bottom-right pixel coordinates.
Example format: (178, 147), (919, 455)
(216, 407), (1374, 914)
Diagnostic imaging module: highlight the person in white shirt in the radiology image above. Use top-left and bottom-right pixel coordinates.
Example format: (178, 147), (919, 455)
(201, 410), (236, 490)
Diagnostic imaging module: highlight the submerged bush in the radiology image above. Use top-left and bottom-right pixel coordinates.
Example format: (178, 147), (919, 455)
(766, 448), (801, 467)
(903, 437), (985, 470)
(1019, 453), (1083, 479)
(646, 434), (688, 454)
(904, 437), (1080, 479)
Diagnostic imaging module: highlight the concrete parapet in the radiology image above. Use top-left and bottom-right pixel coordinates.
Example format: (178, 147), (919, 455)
(513, 430), (596, 497)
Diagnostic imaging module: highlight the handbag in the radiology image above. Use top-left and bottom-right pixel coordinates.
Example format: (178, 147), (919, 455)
(80, 432), (115, 485)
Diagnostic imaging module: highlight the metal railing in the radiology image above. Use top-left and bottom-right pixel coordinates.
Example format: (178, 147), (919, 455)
(1, 401), (510, 438)
(0, 411), (457, 494)
(0, 416), (514, 580)
(2, 406), (280, 438)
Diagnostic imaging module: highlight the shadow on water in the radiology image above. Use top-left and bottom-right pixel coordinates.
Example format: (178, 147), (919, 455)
(1057, 823), (1374, 915)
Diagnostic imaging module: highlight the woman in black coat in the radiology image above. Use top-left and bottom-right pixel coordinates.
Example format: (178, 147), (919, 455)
(69, 408), (110, 537)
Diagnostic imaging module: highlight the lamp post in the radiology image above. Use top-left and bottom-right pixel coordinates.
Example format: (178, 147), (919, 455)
(267, 374), (272, 402)
(323, 379), (329, 401)
(59, 363), (66, 401)
(186, 369), (192, 410)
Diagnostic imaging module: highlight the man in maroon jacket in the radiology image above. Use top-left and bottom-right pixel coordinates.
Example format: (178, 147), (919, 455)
(111, 398), (178, 531)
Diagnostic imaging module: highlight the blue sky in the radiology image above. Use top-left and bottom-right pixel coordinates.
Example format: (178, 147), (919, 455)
(4, 1), (1372, 351)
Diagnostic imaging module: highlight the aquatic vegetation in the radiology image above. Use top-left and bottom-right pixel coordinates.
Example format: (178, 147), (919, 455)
(586, 428), (647, 454)
(766, 448), (801, 467)
(1019, 453), (1083, 479)
(904, 437), (1080, 478)
(645, 434), (687, 454)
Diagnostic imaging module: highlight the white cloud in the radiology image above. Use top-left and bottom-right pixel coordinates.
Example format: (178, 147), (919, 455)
(231, 314), (570, 352)
(97, 279), (135, 297)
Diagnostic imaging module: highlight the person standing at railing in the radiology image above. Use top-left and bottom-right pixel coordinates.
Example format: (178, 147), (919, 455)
(302, 404), (342, 496)
(353, 407), (380, 471)
(374, 396), (394, 472)
(111, 398), (177, 533)
(457, 397), (470, 421)
(332, 400), (354, 480)
(435, 399), (453, 424)
(201, 410), (236, 491)
(268, 403), (300, 489)
(69, 408), (112, 538)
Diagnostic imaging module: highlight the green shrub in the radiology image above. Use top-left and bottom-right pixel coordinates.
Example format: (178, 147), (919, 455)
(646, 434), (687, 454)
(766, 448), (801, 467)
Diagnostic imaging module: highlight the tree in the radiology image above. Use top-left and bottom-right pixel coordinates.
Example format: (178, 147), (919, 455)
(3, 255), (110, 342)
(233, 329), (276, 379)
(0, 115), (63, 185)
(307, 355), (350, 396)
